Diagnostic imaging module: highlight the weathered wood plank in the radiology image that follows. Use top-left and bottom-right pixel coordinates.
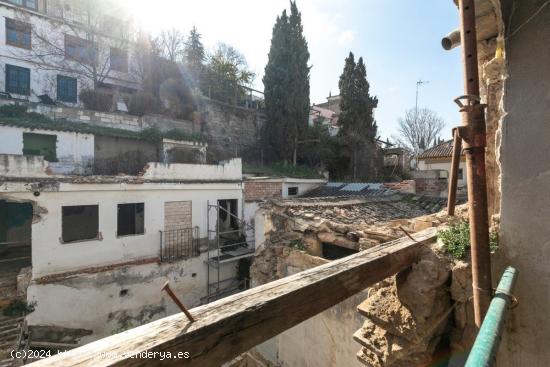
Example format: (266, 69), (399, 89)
(30, 227), (437, 367)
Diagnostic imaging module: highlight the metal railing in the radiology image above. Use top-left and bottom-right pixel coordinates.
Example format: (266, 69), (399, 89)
(159, 227), (200, 262)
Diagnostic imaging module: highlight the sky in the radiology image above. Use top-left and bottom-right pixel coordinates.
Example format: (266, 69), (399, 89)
(123, 0), (464, 141)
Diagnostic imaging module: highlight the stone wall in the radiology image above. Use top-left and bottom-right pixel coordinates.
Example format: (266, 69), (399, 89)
(200, 98), (263, 163)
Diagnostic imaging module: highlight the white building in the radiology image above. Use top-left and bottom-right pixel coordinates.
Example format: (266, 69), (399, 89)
(0, 155), (254, 345)
(416, 139), (467, 188)
(0, 0), (140, 107)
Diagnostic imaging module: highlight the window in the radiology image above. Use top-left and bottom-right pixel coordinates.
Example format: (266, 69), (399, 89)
(62, 205), (99, 243)
(288, 187), (298, 196)
(22, 133), (57, 161)
(5, 64), (30, 95)
(458, 168), (463, 180)
(117, 203), (145, 236)
(64, 35), (94, 64)
(57, 75), (77, 102)
(110, 47), (128, 73)
(6, 0), (37, 10)
(5, 18), (31, 49)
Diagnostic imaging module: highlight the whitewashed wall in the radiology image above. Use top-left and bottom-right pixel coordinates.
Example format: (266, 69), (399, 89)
(26, 254), (237, 342)
(417, 159), (467, 187)
(282, 179), (326, 199)
(2, 182), (243, 277)
(0, 125), (94, 174)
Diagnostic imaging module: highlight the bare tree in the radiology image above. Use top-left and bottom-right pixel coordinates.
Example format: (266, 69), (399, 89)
(11, 0), (134, 91)
(155, 28), (186, 63)
(392, 108), (445, 154)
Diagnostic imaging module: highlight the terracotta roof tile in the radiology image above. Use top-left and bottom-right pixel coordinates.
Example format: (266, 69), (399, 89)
(417, 139), (464, 159)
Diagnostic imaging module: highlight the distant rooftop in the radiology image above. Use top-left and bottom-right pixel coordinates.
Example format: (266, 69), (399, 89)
(417, 139), (464, 160)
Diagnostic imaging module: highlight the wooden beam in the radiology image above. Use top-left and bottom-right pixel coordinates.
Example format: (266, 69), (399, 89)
(30, 228), (438, 367)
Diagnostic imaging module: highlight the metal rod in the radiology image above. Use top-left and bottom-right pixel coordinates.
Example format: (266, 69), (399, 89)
(465, 267), (518, 367)
(161, 281), (195, 323)
(207, 200), (210, 300)
(447, 128), (463, 216)
(458, 0), (493, 327)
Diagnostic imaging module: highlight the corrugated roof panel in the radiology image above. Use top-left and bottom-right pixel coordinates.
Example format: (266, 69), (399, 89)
(341, 183), (369, 192)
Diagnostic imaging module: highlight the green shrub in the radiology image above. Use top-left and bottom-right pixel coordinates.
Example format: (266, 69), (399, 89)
(127, 91), (158, 116)
(0, 104), (28, 118)
(438, 221), (499, 260)
(79, 89), (113, 112)
(2, 299), (35, 316)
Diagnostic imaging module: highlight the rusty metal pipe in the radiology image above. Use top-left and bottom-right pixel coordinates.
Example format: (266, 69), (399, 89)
(447, 128), (462, 216)
(458, 0), (492, 327)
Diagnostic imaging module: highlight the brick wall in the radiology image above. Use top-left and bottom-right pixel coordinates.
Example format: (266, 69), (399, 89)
(244, 181), (282, 202)
(164, 201), (192, 231)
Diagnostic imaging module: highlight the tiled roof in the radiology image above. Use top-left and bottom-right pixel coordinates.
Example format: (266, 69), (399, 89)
(417, 140), (464, 159)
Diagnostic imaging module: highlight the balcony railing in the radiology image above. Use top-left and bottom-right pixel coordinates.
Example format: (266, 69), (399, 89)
(159, 227), (200, 262)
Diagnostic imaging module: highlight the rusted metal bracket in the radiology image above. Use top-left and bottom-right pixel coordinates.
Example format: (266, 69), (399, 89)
(162, 281), (195, 323)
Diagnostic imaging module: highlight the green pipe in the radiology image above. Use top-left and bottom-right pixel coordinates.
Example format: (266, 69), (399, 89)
(465, 266), (518, 367)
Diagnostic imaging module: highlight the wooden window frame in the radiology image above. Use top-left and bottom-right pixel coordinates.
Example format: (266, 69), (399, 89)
(109, 47), (128, 73)
(64, 34), (95, 64)
(5, 18), (31, 49)
(6, 0), (37, 10)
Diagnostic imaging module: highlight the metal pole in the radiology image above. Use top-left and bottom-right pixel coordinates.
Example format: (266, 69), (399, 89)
(447, 128), (462, 215)
(457, 0), (493, 327)
(207, 200), (210, 301)
(465, 267), (518, 367)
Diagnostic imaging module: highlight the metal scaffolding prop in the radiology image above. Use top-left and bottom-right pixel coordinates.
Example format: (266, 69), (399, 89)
(205, 200), (255, 303)
(455, 0), (493, 327)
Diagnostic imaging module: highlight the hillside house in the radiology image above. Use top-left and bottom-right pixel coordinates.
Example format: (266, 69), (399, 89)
(0, 0), (139, 107)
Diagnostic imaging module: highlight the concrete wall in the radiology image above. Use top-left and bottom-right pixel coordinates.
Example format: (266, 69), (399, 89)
(417, 158), (467, 187)
(0, 154), (49, 177)
(0, 182), (243, 277)
(253, 250), (367, 367)
(141, 158), (242, 182)
(0, 126), (94, 174)
(282, 179), (326, 199)
(496, 1), (550, 366)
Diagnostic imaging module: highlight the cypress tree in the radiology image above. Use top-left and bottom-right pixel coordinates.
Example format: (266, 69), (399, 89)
(184, 26), (205, 89)
(263, 1), (310, 165)
(338, 54), (378, 180)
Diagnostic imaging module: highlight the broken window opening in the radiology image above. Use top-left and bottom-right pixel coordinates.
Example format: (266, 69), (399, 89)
(0, 200), (32, 281)
(218, 199), (239, 232)
(22, 132), (57, 162)
(62, 205), (99, 243)
(321, 242), (358, 260)
(117, 203), (144, 237)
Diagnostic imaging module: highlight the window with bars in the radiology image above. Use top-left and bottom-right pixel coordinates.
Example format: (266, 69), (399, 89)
(57, 75), (77, 102)
(110, 47), (128, 73)
(5, 64), (30, 95)
(5, 18), (31, 49)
